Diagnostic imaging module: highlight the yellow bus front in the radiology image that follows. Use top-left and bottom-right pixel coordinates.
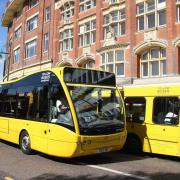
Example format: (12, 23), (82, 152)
(47, 67), (126, 157)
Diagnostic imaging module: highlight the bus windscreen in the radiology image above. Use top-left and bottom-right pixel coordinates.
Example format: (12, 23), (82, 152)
(63, 67), (116, 86)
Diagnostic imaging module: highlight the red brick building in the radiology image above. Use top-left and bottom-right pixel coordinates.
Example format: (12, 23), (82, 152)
(2, 0), (180, 84)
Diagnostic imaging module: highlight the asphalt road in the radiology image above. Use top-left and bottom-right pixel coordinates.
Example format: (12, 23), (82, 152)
(0, 140), (180, 180)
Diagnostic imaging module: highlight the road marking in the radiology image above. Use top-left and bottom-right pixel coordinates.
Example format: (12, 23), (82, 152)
(79, 163), (149, 180)
(4, 177), (14, 180)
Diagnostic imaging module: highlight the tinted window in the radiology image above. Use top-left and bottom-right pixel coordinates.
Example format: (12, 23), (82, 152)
(0, 71), (52, 121)
(49, 76), (74, 131)
(64, 67), (116, 86)
(16, 95), (29, 119)
(3, 88), (17, 118)
(153, 97), (180, 125)
(125, 97), (146, 123)
(27, 85), (49, 122)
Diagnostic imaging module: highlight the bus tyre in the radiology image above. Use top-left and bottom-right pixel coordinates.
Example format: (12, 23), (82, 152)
(20, 131), (32, 155)
(124, 134), (142, 154)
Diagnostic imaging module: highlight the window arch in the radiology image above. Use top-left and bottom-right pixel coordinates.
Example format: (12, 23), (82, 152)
(140, 47), (166, 77)
(81, 59), (95, 68)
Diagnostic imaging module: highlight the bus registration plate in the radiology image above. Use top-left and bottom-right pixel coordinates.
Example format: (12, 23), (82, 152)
(96, 147), (112, 153)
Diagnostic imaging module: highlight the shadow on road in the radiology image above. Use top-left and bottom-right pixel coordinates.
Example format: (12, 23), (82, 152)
(1, 139), (180, 166)
(28, 172), (180, 180)
(0, 139), (19, 149)
(39, 150), (148, 165)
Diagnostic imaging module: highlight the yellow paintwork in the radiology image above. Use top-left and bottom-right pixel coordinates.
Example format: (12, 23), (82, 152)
(123, 83), (180, 157)
(0, 67), (126, 158)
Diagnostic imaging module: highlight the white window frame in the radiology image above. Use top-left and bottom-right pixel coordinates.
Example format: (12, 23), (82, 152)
(80, 0), (96, 12)
(59, 29), (73, 52)
(44, 33), (49, 52)
(26, 15), (38, 31)
(136, 0), (166, 32)
(45, 7), (51, 22)
(60, 2), (74, 21)
(14, 47), (20, 64)
(25, 39), (37, 59)
(79, 20), (96, 47)
(103, 8), (126, 39)
(176, 0), (180, 22)
(100, 49), (125, 77)
(140, 47), (166, 78)
(14, 27), (22, 40)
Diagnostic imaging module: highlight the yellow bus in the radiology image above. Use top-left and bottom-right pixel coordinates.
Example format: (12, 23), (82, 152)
(0, 67), (126, 157)
(123, 83), (180, 157)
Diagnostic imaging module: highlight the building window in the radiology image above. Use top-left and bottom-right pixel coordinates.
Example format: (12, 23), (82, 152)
(45, 7), (51, 22)
(177, 0), (180, 22)
(140, 47), (166, 77)
(14, 27), (21, 40)
(44, 33), (49, 52)
(14, 48), (20, 64)
(147, 13), (155, 28)
(26, 39), (37, 58)
(59, 29), (73, 52)
(101, 49), (125, 76)
(158, 10), (166, 25)
(60, 2), (74, 21)
(103, 8), (126, 39)
(79, 20), (96, 47)
(29, 0), (38, 9)
(136, 0), (166, 31)
(80, 0), (96, 12)
(26, 15), (38, 31)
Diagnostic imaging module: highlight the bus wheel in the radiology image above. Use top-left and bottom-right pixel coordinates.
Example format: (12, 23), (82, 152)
(19, 131), (32, 155)
(124, 134), (142, 154)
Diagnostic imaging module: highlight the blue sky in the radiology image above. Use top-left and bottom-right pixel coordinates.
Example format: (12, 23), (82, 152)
(0, 0), (8, 81)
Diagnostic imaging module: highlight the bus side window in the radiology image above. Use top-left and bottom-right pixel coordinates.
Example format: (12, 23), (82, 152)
(37, 86), (49, 122)
(153, 97), (179, 125)
(125, 97), (146, 123)
(3, 88), (17, 118)
(16, 96), (29, 119)
(27, 85), (49, 122)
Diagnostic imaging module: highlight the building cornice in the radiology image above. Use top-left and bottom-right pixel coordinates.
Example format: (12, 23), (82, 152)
(2, 0), (25, 27)
(96, 42), (129, 53)
(102, 1), (125, 15)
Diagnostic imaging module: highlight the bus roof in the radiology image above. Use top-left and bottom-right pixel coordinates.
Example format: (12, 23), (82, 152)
(0, 66), (115, 86)
(123, 83), (180, 97)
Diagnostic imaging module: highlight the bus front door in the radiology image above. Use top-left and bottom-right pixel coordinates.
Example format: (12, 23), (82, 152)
(26, 122), (48, 154)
